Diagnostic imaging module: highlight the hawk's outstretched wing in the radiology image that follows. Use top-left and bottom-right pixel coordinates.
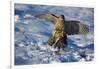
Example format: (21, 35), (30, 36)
(35, 13), (89, 35)
(64, 21), (89, 35)
(35, 13), (58, 24)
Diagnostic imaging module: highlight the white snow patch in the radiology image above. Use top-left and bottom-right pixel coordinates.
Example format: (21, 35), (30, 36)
(15, 15), (20, 22)
(68, 33), (94, 47)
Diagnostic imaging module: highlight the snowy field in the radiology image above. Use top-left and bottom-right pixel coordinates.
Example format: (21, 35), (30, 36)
(14, 4), (94, 65)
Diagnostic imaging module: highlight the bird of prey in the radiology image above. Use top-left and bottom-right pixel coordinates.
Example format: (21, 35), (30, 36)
(35, 13), (89, 53)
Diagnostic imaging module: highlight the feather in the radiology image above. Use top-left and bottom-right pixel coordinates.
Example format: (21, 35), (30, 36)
(35, 13), (58, 24)
(78, 23), (89, 34)
(35, 13), (89, 35)
(64, 21), (89, 35)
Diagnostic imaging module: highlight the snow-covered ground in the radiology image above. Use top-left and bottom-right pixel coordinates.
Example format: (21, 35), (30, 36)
(14, 4), (94, 65)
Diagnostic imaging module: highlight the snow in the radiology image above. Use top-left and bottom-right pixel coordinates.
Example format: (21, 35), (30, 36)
(14, 4), (94, 65)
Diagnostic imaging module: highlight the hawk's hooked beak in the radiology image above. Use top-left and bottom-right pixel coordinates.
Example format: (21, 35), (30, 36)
(60, 15), (65, 19)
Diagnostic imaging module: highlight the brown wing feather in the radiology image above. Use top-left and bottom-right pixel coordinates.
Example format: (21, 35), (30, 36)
(64, 21), (89, 35)
(35, 13), (58, 24)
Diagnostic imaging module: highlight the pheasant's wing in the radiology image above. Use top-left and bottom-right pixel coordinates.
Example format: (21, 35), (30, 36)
(35, 13), (58, 24)
(64, 21), (89, 35)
